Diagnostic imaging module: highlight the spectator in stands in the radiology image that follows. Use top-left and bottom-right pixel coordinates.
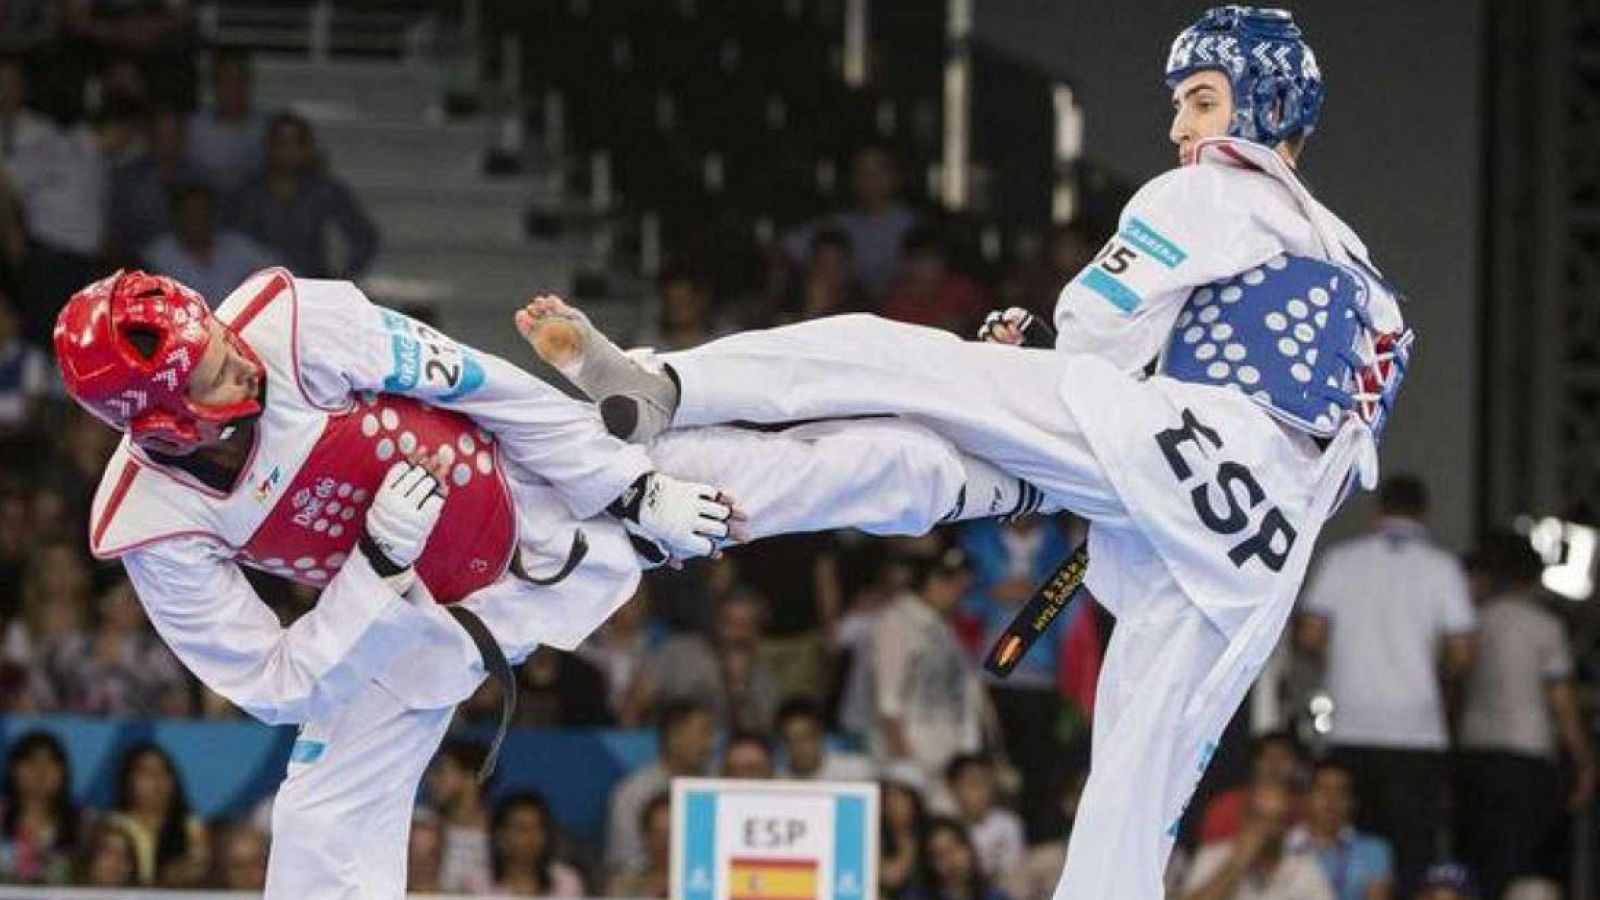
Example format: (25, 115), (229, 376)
(835, 542), (913, 742)
(997, 224), (1098, 322)
(721, 731), (776, 779)
(911, 816), (1013, 900)
(635, 264), (725, 350)
(235, 112), (380, 279)
(141, 181), (276, 305)
(10, 538), (92, 711)
(958, 515), (1075, 837)
(0, 730), (81, 884)
(0, 481), (27, 619)
(186, 48), (267, 203)
(882, 771), (931, 900)
(423, 738), (492, 894)
(1019, 763), (1088, 900)
(1456, 531), (1594, 899)
(0, 56), (107, 345)
(0, 1), (56, 55)
(77, 819), (139, 887)
(0, 294), (51, 436)
(1180, 780), (1335, 900)
(631, 591), (780, 733)
(407, 812), (446, 895)
(487, 791), (585, 897)
(946, 754), (1025, 900)
(211, 820), (268, 891)
(1287, 760), (1395, 900)
(783, 144), (919, 300)
(872, 545), (985, 788)
(62, 0), (196, 109)
(606, 792), (671, 899)
(730, 530), (841, 701)
(579, 585), (660, 726)
(105, 743), (208, 886)
(783, 228), (868, 322)
(776, 696), (875, 781)
(75, 577), (191, 716)
(1412, 863), (1478, 900)
(1196, 732), (1310, 846)
(605, 700), (714, 876)
(880, 226), (988, 334)
(1297, 475), (1475, 895)
(31, 405), (119, 551)
(516, 646), (612, 727)
(108, 106), (199, 264)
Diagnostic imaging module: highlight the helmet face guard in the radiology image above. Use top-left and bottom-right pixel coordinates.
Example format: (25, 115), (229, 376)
(1165, 5), (1325, 147)
(53, 271), (264, 455)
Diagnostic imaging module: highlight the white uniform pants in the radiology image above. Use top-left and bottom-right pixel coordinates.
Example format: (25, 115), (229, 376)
(662, 314), (1299, 899)
(265, 678), (458, 899)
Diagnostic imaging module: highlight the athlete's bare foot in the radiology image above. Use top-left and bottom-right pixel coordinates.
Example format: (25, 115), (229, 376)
(512, 294), (678, 442)
(514, 295), (586, 376)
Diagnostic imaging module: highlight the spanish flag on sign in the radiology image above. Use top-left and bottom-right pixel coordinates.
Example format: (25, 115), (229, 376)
(727, 857), (818, 900)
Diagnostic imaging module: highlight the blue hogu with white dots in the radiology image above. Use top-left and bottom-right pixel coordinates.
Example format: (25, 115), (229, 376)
(1160, 254), (1384, 439)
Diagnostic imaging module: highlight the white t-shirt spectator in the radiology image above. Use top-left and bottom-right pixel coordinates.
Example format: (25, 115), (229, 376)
(968, 807), (1025, 892)
(870, 592), (983, 781)
(1459, 591), (1573, 759)
(1183, 843), (1336, 900)
(140, 232), (277, 308)
(1301, 519), (1475, 750)
(1, 113), (106, 255)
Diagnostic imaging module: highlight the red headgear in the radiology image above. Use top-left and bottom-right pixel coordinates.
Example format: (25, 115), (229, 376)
(52, 271), (264, 455)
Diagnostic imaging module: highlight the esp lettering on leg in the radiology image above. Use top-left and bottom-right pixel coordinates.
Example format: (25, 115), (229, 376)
(1155, 409), (1297, 571)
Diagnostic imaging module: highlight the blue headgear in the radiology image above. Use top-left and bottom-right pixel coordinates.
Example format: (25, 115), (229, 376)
(1165, 6), (1325, 145)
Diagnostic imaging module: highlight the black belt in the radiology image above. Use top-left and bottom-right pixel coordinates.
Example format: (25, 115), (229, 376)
(446, 605), (515, 782)
(983, 540), (1090, 678)
(443, 529), (588, 782)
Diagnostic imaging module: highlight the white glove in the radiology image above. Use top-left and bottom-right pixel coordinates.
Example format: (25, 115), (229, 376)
(610, 472), (734, 560)
(977, 307), (1034, 345)
(361, 461), (447, 576)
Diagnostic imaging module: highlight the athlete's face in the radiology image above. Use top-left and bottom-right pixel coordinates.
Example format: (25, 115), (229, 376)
(1169, 69), (1233, 166)
(187, 319), (261, 409)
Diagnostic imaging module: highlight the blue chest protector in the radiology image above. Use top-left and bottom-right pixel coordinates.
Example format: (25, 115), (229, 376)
(1160, 254), (1408, 441)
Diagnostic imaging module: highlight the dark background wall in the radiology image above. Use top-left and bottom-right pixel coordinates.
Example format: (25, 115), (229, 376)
(974, 0), (1485, 548)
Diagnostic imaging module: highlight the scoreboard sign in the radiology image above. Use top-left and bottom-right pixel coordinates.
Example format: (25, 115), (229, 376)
(670, 778), (879, 900)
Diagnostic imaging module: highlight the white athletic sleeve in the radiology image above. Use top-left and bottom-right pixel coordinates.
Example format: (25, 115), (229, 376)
(1052, 165), (1291, 373)
(292, 279), (652, 518)
(121, 536), (434, 725)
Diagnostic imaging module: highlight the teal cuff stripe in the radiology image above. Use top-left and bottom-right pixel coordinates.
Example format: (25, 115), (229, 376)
(289, 739), (326, 764)
(1082, 269), (1142, 312)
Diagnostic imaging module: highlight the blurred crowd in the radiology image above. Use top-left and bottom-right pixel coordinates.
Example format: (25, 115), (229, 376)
(0, 18), (379, 352)
(0, 22), (1591, 900)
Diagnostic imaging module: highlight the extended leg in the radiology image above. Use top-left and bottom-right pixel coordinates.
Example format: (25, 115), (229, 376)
(518, 303), (1125, 523)
(645, 419), (1037, 539)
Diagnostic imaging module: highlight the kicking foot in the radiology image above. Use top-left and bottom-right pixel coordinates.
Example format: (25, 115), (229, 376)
(514, 295), (679, 442)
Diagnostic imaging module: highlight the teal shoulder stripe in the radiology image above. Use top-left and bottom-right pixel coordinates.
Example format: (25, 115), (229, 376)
(1121, 218), (1188, 268)
(1082, 268), (1141, 312)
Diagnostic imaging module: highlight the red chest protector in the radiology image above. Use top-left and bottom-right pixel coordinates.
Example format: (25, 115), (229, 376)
(88, 270), (517, 603)
(237, 393), (516, 602)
